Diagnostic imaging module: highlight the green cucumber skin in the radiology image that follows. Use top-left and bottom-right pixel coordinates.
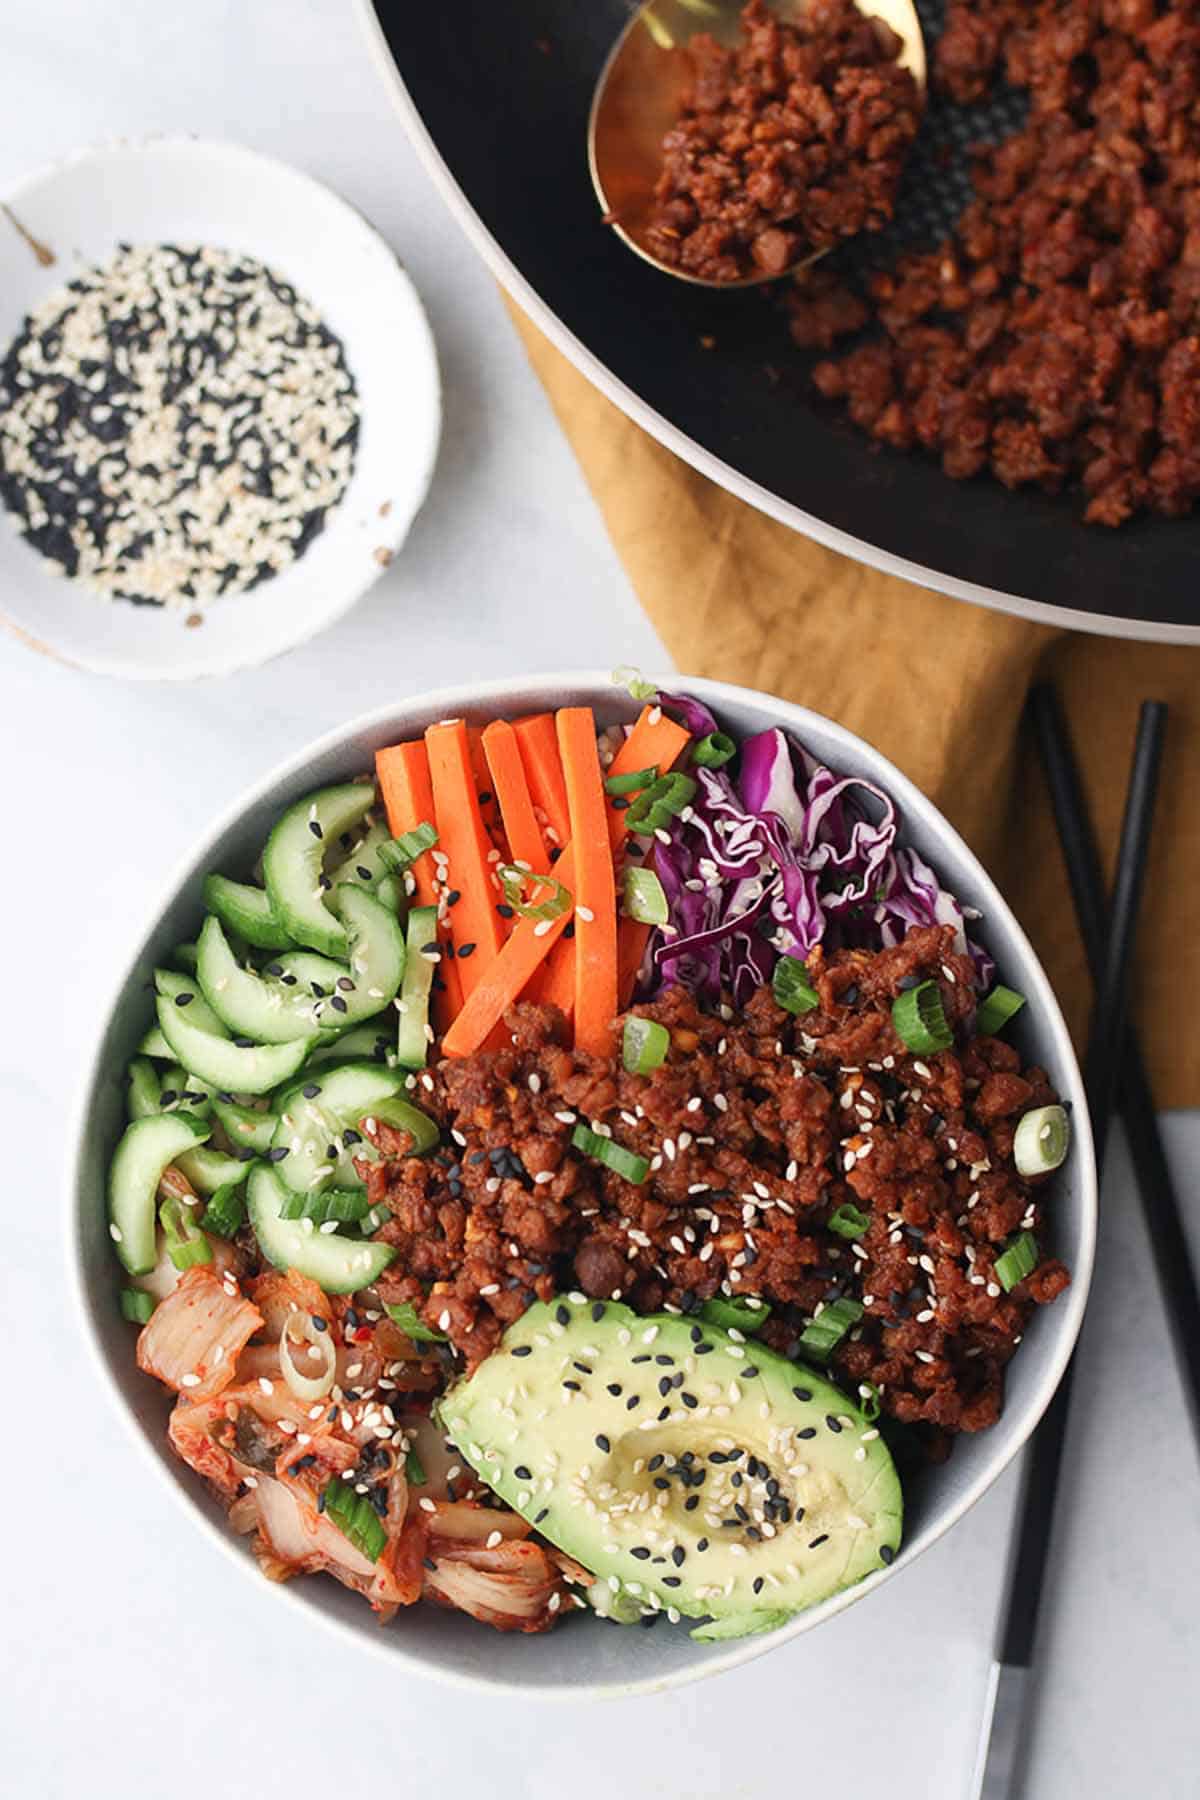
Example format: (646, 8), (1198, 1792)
(263, 784), (376, 959)
(156, 995), (315, 1097)
(108, 1112), (211, 1276)
(396, 905), (439, 1069)
(126, 1058), (161, 1123)
(246, 1164), (395, 1293)
(203, 872), (297, 952)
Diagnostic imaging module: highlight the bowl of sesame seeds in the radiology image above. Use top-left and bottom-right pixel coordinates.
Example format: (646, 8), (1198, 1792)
(70, 671), (1095, 1694)
(0, 136), (440, 679)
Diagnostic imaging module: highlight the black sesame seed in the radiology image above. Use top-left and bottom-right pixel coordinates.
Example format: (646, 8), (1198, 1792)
(310, 1315), (328, 1332)
(302, 1083), (321, 1098)
(753, 1577), (765, 1595)
(742, 1366), (760, 1379)
(657, 1406), (670, 1422)
(697, 1538), (709, 1552)
(606, 1383), (623, 1397)
(266, 1147), (288, 1163)
(626, 1395), (639, 1410)
(555, 1304), (570, 1327)
(308, 820), (323, 839)
(562, 1380), (581, 1391)
(356, 866), (373, 882)
(797, 1426), (817, 1440)
(648, 1455), (664, 1471)
(684, 1495), (699, 1511)
(662, 1576), (682, 1589)
(653, 1477), (670, 1491)
(880, 1544), (895, 1565)
(631, 1546), (651, 1560)
(591, 1303), (606, 1322)
(511, 1345), (533, 1358)
(825, 1416), (843, 1434)
(513, 1465), (532, 1481)
(632, 1354), (652, 1364)
(681, 1392), (698, 1409)
(535, 1508), (549, 1524)
(734, 1502), (748, 1521)
(496, 903), (514, 919)
(595, 1435), (611, 1453)
(174, 992), (194, 1007)
(792, 1386), (813, 1401)
(696, 1343), (715, 1355)
(746, 1527), (763, 1542)
(690, 1326), (703, 1343)
(639, 1614), (657, 1628)
(422, 1556), (438, 1572)
(658, 1376), (672, 1397)
(573, 1361), (594, 1376)
(654, 1354), (674, 1366)
(671, 1546), (685, 1567)
(458, 943), (476, 958)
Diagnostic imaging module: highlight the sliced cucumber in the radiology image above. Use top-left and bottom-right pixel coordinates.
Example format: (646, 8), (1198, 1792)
(302, 1023), (394, 1072)
(211, 1093), (276, 1154)
(396, 905), (439, 1069)
(138, 1026), (174, 1060)
(328, 818), (405, 915)
(156, 994), (315, 1096)
(246, 1163), (395, 1293)
(196, 915), (330, 1043)
(108, 1111), (211, 1275)
(127, 1057), (161, 1122)
(154, 968), (229, 1039)
(176, 1145), (252, 1194)
(270, 1060), (409, 1195)
(159, 1065), (215, 1119)
(327, 884), (406, 1022)
(171, 942), (199, 974)
(203, 872), (296, 952)
(262, 783), (376, 958)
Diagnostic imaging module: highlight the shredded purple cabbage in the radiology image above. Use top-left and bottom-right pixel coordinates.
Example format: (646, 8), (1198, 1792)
(636, 693), (992, 1004)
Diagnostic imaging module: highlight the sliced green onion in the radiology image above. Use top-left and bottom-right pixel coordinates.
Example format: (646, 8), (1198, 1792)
(120, 1287), (155, 1325)
(994, 1231), (1040, 1292)
(199, 1181), (246, 1239)
(622, 866), (669, 925)
(405, 1448), (427, 1485)
(571, 1123), (649, 1185)
(612, 665), (658, 702)
(604, 765), (656, 797)
(976, 984), (1026, 1036)
(362, 1095), (441, 1154)
(378, 821), (438, 873)
(858, 1381), (881, 1422)
(773, 955), (819, 1015)
(827, 1202), (870, 1240)
(383, 1299), (448, 1344)
(692, 731), (736, 769)
(892, 980), (953, 1055)
(1013, 1104), (1070, 1176)
(622, 1016), (670, 1075)
(322, 1478), (387, 1562)
(499, 865), (573, 922)
(159, 1196), (213, 1271)
(624, 772), (697, 837)
(359, 1205), (389, 1235)
(299, 1187), (372, 1226)
(699, 1295), (771, 1334)
(797, 1296), (863, 1362)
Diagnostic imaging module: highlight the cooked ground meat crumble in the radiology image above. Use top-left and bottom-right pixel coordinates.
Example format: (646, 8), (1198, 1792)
(643, 0), (922, 282)
(790, 0), (1200, 525)
(363, 924), (1069, 1460)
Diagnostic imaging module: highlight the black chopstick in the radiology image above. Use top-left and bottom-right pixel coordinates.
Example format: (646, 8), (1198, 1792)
(971, 695), (1168, 1800)
(1029, 686), (1200, 1444)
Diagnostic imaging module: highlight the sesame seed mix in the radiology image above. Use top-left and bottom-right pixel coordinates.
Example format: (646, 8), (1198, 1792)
(0, 243), (358, 606)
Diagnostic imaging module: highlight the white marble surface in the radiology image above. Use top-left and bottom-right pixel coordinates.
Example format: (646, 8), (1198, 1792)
(2, 4), (1197, 1796)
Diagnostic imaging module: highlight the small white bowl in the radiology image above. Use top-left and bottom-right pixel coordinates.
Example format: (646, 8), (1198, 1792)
(68, 672), (1096, 1698)
(0, 136), (441, 680)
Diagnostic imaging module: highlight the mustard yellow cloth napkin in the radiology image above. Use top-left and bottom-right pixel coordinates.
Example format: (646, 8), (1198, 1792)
(509, 301), (1200, 1107)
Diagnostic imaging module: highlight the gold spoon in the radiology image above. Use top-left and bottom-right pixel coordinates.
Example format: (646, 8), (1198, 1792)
(588, 0), (927, 290)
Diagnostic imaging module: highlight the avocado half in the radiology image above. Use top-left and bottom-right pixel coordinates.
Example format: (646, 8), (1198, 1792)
(436, 1297), (902, 1640)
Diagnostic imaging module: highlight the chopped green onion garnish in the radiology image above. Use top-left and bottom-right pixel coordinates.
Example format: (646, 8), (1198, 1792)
(1013, 1104), (1070, 1176)
(605, 765), (656, 796)
(405, 1448), (427, 1486)
(159, 1196), (213, 1271)
(797, 1296), (863, 1362)
(499, 865), (573, 921)
(976, 984), (1026, 1036)
(699, 1295), (771, 1334)
(362, 1095), (440, 1154)
(298, 1187), (371, 1226)
(322, 1478), (387, 1562)
(378, 821), (438, 872)
(359, 1205), (389, 1235)
(624, 772), (697, 837)
(571, 1123), (649, 1185)
(773, 955), (819, 1015)
(858, 1381), (882, 1422)
(892, 980), (953, 1055)
(622, 1015), (670, 1075)
(120, 1287), (155, 1325)
(994, 1231), (1040, 1292)
(612, 665), (658, 702)
(383, 1299), (448, 1344)
(827, 1202), (871, 1240)
(199, 1181), (246, 1239)
(622, 866), (669, 925)
(692, 731), (736, 769)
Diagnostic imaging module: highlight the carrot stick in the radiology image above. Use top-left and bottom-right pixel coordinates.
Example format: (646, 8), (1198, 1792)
(513, 714), (571, 849)
(555, 707), (618, 1058)
(441, 847), (576, 1058)
(617, 919), (652, 1006)
(425, 720), (507, 996)
(468, 726), (503, 851)
(374, 741), (463, 1025)
(482, 720), (549, 874)
(543, 707), (690, 1019)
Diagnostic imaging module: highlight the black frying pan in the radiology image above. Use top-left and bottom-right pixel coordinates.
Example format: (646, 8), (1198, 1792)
(360, 0), (1200, 642)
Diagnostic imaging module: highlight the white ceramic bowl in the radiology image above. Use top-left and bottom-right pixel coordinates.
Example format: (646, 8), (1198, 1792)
(0, 136), (441, 680)
(69, 673), (1096, 1696)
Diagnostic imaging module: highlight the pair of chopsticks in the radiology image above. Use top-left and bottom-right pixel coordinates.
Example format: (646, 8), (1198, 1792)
(972, 688), (1200, 1799)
